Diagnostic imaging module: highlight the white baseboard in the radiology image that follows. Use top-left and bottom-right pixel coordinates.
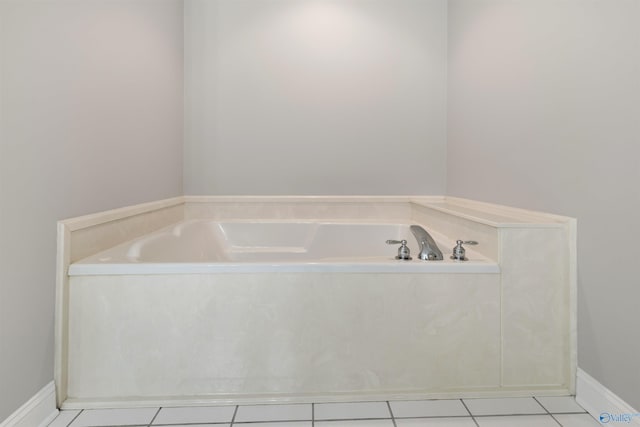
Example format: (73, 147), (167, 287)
(576, 368), (640, 425)
(0, 382), (58, 427)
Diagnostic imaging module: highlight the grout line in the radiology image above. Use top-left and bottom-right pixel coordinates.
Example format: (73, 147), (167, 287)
(66, 409), (83, 427)
(230, 405), (239, 427)
(532, 397), (563, 427)
(311, 402), (314, 427)
(551, 414), (564, 426)
(147, 407), (162, 426)
(386, 401), (397, 427)
(460, 399), (480, 427)
(531, 396), (548, 412)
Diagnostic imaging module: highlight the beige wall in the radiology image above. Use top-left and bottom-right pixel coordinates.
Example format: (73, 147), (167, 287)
(447, 0), (640, 409)
(0, 0), (184, 420)
(184, 0), (448, 195)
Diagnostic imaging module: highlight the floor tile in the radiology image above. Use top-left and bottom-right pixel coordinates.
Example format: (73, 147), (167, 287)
(463, 397), (546, 416)
(475, 414), (560, 427)
(314, 402), (391, 420)
(152, 405), (235, 424)
(69, 407), (158, 427)
(48, 410), (81, 427)
(234, 404), (311, 422)
(395, 418), (477, 426)
(554, 413), (602, 427)
(315, 420), (394, 427)
(535, 397), (586, 414)
(390, 400), (469, 418)
(234, 423), (311, 427)
(156, 425), (230, 427)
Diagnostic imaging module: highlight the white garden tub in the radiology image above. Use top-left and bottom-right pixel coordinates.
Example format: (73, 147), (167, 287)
(58, 197), (574, 408)
(69, 219), (498, 275)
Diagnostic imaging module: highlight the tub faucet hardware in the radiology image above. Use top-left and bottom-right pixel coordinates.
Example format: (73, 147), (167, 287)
(386, 239), (412, 260)
(450, 240), (478, 261)
(410, 225), (444, 260)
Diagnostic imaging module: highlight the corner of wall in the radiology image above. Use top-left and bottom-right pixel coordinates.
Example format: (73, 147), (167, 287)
(0, 382), (57, 427)
(577, 368), (640, 426)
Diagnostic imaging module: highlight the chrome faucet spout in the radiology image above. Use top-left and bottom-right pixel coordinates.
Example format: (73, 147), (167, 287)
(410, 225), (444, 261)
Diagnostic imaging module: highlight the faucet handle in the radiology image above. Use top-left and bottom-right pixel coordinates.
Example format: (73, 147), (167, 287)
(451, 240), (478, 261)
(386, 239), (412, 260)
(459, 240), (478, 245)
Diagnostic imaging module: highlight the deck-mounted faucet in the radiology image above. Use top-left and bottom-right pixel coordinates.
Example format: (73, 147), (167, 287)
(410, 225), (444, 260)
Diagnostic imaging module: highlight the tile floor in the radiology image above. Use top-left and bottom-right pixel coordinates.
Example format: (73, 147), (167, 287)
(48, 397), (601, 427)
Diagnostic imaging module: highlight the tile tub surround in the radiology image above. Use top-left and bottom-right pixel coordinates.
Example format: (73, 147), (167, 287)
(67, 273), (502, 400)
(55, 197), (185, 407)
(55, 196), (576, 408)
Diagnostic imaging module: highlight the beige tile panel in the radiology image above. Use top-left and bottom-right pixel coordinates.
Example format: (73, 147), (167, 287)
(67, 273), (500, 399)
(500, 227), (572, 388)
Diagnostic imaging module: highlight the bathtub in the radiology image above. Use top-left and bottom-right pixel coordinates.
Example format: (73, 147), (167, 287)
(69, 219), (499, 275)
(57, 197), (575, 408)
